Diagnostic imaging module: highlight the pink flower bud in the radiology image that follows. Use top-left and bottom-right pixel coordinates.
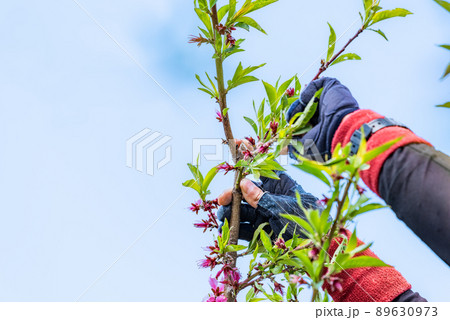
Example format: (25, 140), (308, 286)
(286, 87), (295, 98)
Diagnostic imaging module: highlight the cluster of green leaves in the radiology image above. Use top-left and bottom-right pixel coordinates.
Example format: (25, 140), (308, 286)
(194, 0), (278, 100)
(234, 135), (399, 302)
(361, 0), (412, 40)
(237, 76), (322, 180)
(433, 0), (450, 108)
(182, 159), (218, 201)
(322, 0), (412, 72)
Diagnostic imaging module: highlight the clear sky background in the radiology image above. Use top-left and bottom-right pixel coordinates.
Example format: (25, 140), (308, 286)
(0, 0), (449, 302)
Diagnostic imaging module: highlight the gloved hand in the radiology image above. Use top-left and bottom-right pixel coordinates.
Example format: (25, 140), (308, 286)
(286, 77), (359, 160)
(217, 171), (319, 241)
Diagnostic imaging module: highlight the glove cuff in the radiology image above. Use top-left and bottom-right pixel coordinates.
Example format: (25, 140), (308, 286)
(331, 109), (432, 195)
(323, 229), (411, 302)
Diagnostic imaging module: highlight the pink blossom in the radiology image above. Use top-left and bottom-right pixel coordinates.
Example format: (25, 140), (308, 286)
(189, 199), (202, 214)
(243, 150), (253, 160)
(309, 247), (320, 260)
(217, 162), (235, 175)
(290, 275), (307, 285)
(257, 142), (270, 154)
(245, 136), (256, 146)
(274, 281), (285, 295)
(198, 256), (219, 270)
(356, 185), (365, 195)
(318, 196), (330, 207)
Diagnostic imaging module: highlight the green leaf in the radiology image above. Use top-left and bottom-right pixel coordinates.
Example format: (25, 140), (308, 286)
(234, 22), (250, 31)
(361, 137), (402, 163)
(248, 0), (279, 14)
(259, 169), (280, 180)
(228, 63), (265, 91)
(434, 0), (450, 13)
(291, 88), (323, 130)
(222, 219), (230, 246)
(246, 287), (256, 302)
(228, 0), (237, 21)
(330, 53), (362, 66)
(437, 101), (450, 108)
(326, 23), (336, 62)
(363, 0), (374, 15)
(235, 16), (266, 34)
(341, 256), (389, 269)
(224, 244), (247, 252)
(217, 4), (230, 22)
(244, 116), (258, 135)
(187, 163), (203, 184)
(197, 0), (208, 10)
(280, 213), (314, 237)
(439, 44), (450, 51)
(260, 230), (273, 252)
(182, 179), (202, 195)
(202, 166), (218, 193)
(248, 222), (269, 251)
(348, 230), (358, 252)
(262, 80), (277, 107)
(194, 8), (212, 34)
(293, 158), (331, 187)
(368, 28), (388, 41)
(293, 250), (315, 279)
(442, 62), (450, 79)
(209, 0), (218, 9)
(370, 8), (413, 26)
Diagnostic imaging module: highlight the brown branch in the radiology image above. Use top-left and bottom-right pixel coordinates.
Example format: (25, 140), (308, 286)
(312, 26), (365, 81)
(211, 4), (242, 302)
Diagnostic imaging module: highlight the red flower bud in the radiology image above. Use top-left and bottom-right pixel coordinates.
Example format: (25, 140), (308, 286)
(217, 162), (235, 175)
(286, 87), (295, 98)
(275, 238), (286, 250)
(270, 121), (279, 135)
(216, 110), (223, 122)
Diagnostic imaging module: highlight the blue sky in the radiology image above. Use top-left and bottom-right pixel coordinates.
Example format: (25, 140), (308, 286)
(0, 0), (448, 301)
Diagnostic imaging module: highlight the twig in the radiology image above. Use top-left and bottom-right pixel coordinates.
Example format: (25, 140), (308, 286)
(312, 26), (365, 81)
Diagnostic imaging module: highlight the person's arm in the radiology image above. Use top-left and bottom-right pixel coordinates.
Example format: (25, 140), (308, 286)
(332, 111), (450, 266)
(217, 172), (426, 302)
(287, 77), (450, 266)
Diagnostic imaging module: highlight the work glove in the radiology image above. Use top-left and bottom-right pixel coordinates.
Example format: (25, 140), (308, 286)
(217, 171), (319, 241)
(286, 77), (359, 161)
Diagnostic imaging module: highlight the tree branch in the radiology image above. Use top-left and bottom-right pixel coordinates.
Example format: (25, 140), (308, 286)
(312, 26), (365, 81)
(211, 4), (242, 302)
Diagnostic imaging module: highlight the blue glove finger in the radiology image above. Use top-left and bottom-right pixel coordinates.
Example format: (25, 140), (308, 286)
(257, 192), (319, 239)
(287, 77), (359, 159)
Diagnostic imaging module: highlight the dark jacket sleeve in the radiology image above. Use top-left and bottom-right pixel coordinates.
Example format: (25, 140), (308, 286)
(393, 289), (427, 302)
(378, 143), (450, 266)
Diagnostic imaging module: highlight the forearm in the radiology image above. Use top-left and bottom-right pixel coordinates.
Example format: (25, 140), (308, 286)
(379, 143), (450, 265)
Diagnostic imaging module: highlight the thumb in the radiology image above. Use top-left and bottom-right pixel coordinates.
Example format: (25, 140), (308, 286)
(240, 178), (264, 208)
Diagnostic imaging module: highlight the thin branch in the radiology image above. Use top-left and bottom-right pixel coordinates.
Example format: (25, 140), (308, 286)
(312, 26), (365, 81)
